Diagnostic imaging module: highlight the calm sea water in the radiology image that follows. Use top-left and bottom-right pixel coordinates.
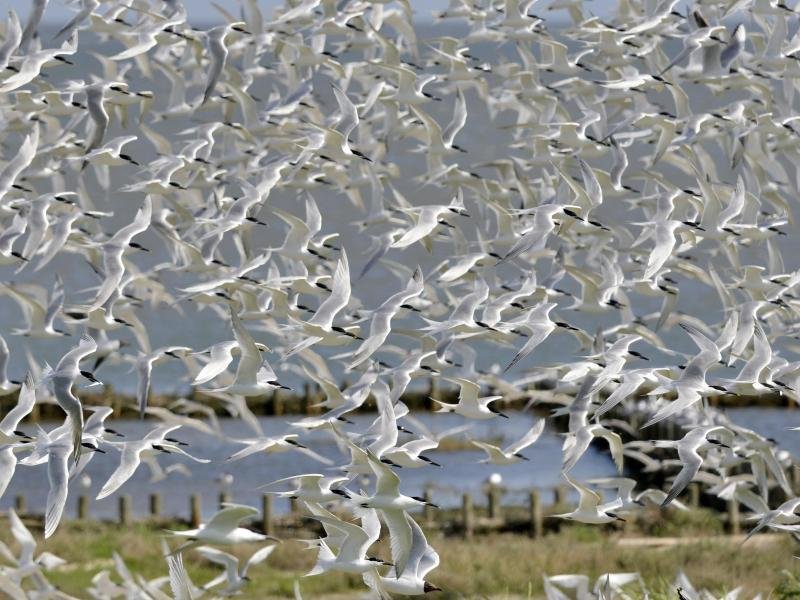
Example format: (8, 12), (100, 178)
(3, 409), (796, 521)
(2, 412), (617, 520)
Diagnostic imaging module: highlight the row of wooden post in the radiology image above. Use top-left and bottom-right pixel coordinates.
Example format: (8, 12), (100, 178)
(12, 491), (278, 533)
(9, 480), (745, 537)
(456, 481), (744, 538)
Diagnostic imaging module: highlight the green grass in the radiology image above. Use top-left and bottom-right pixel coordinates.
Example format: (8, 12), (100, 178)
(3, 516), (800, 598)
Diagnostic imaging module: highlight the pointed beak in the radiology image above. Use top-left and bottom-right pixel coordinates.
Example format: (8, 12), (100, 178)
(80, 370), (102, 385)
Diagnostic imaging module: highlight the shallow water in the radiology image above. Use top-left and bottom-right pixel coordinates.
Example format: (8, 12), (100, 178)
(1, 412), (616, 520)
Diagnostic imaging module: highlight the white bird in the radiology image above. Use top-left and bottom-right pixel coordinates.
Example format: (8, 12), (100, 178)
(349, 266), (424, 369)
(391, 196), (469, 251)
(41, 334), (99, 464)
(19, 0), (48, 53)
(0, 36), (77, 93)
(205, 307), (289, 396)
(554, 475), (626, 524)
(97, 425), (208, 500)
(167, 504), (276, 555)
(191, 339), (269, 386)
(363, 512), (442, 596)
(563, 423), (624, 473)
(258, 473), (349, 503)
(504, 302), (576, 372)
(431, 377), (507, 420)
(0, 10), (22, 71)
(659, 426), (732, 507)
(89, 196), (152, 311)
(307, 508), (384, 576)
(500, 205), (576, 262)
(43, 432), (73, 538)
(136, 346), (192, 418)
(643, 324), (723, 427)
(198, 545), (276, 595)
(0, 374), (36, 498)
(0, 334), (21, 396)
(200, 22), (250, 106)
(227, 433), (330, 465)
(471, 418), (545, 464)
(359, 451), (437, 574)
(0, 128), (38, 206)
(285, 251), (359, 356)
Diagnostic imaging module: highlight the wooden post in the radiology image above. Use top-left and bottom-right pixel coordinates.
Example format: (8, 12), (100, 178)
(149, 493), (162, 518)
(262, 494), (274, 536)
(273, 390), (284, 416)
(488, 485), (502, 521)
(118, 495), (132, 526)
(112, 395), (122, 418)
(190, 494), (202, 528)
(428, 378), (441, 410)
(689, 483), (701, 508)
(219, 491), (232, 507)
(312, 383), (324, 415)
(728, 499), (740, 535)
(629, 413), (640, 431)
(462, 493), (474, 538)
(792, 463), (800, 496)
(529, 490), (543, 538)
(554, 485), (568, 507)
(78, 495), (89, 520)
(301, 383), (310, 415)
(29, 402), (40, 423)
(289, 496), (300, 519)
(14, 495), (26, 515)
(423, 487), (435, 525)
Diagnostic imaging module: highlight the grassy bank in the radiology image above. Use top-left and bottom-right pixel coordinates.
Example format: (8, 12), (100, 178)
(3, 516), (800, 599)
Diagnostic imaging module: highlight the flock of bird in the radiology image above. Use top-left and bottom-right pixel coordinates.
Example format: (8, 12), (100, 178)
(2, 0), (800, 597)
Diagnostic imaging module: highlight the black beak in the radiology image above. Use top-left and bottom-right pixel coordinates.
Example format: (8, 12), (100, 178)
(164, 437), (188, 446)
(268, 380), (292, 390)
(81, 442), (106, 453)
(80, 370), (101, 384)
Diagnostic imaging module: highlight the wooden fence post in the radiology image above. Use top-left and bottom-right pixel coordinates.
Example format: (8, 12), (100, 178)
(190, 494), (202, 528)
(529, 490), (543, 538)
(219, 491), (232, 507)
(727, 499), (740, 535)
(289, 496), (300, 519)
(792, 463), (800, 496)
(488, 485), (502, 521)
(554, 485), (568, 507)
(689, 483), (701, 508)
(262, 494), (273, 536)
(428, 378), (441, 410)
(423, 487), (435, 525)
(149, 493), (162, 518)
(462, 493), (474, 539)
(301, 383), (310, 415)
(78, 495), (89, 520)
(118, 495), (132, 526)
(14, 495), (26, 515)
